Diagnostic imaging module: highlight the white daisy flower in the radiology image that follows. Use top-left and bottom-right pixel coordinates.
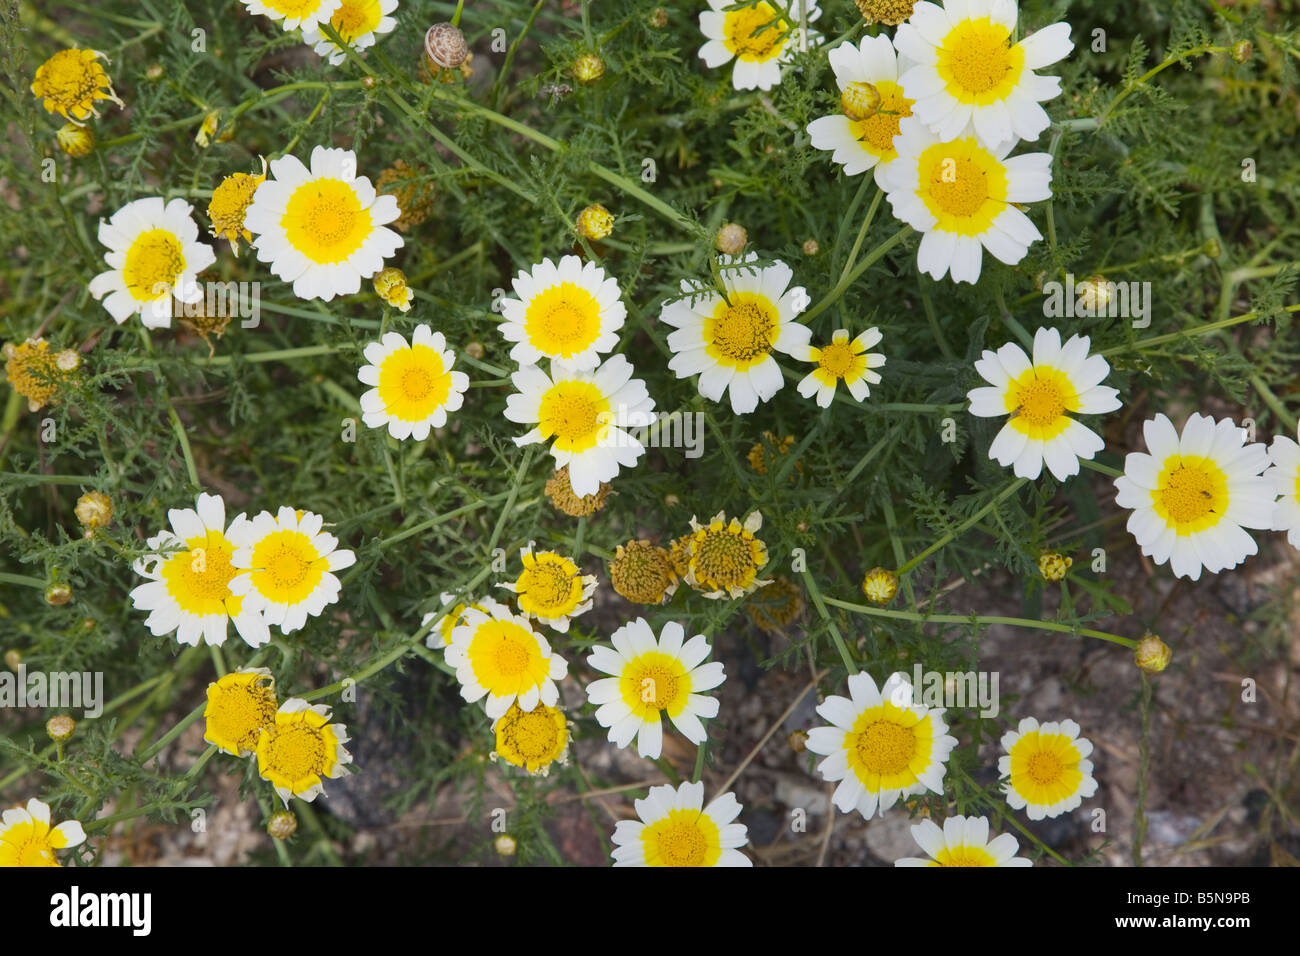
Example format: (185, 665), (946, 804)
(87, 197), (216, 329)
(239, 0), (341, 33)
(1113, 413), (1273, 581)
(301, 0), (399, 66)
(243, 145), (402, 301)
(895, 815), (1032, 866)
(357, 324), (470, 440)
(661, 253), (812, 414)
(129, 492), (271, 649)
(794, 327), (886, 407)
(1264, 426), (1300, 549)
(228, 506), (357, 634)
(880, 117), (1053, 284)
(499, 546), (597, 633)
(966, 327), (1121, 481)
(806, 670), (958, 820)
(895, 0), (1073, 150)
(498, 255), (625, 370)
(999, 716), (1097, 821)
(611, 781), (751, 867)
(585, 618), (725, 761)
(504, 354), (656, 497)
(444, 597), (568, 720)
(0, 798), (86, 867)
(698, 0), (822, 92)
(807, 35), (915, 187)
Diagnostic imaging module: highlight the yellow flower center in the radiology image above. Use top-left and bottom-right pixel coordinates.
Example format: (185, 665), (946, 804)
(619, 651), (690, 718)
(936, 18), (1026, 104)
(537, 380), (610, 452)
(377, 344), (452, 421)
(495, 702), (568, 771)
(1152, 455), (1229, 534)
(467, 620), (548, 696)
(0, 822), (59, 867)
(852, 81), (913, 157)
(1008, 730), (1083, 807)
(262, 723), (326, 779)
(845, 702), (932, 792)
(690, 523), (764, 591)
(248, 529), (327, 605)
(331, 0), (382, 40)
(205, 673), (278, 755)
(282, 178), (372, 264)
(517, 555), (581, 617)
(641, 810), (722, 866)
(917, 139), (1008, 235)
(31, 49), (117, 121)
(264, 0), (329, 17)
(931, 845), (998, 866)
(704, 292), (777, 370)
(524, 282), (603, 357)
(1004, 366), (1079, 439)
(722, 3), (788, 63)
(209, 172), (265, 244)
(161, 530), (243, 616)
(122, 229), (186, 302)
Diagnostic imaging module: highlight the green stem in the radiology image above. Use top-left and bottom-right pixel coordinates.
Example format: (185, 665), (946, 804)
(897, 479), (1027, 575)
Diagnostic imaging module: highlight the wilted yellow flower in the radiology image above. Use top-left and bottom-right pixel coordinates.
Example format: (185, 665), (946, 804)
(375, 159), (434, 232)
(747, 432), (800, 477)
(3, 339), (77, 412)
(373, 267), (414, 312)
(208, 159), (267, 254)
(195, 110), (221, 148)
(609, 540), (678, 605)
(545, 465), (610, 517)
(31, 49), (123, 124)
(492, 701), (570, 775)
(745, 575), (804, 632)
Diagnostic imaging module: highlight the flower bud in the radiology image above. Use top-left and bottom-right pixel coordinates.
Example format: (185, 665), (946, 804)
(715, 222), (747, 255)
(1037, 551), (1072, 582)
(1134, 633), (1172, 674)
(45, 584), (72, 606)
(575, 203), (614, 241)
(75, 491), (113, 531)
(56, 123), (94, 158)
(573, 53), (606, 84)
(494, 833), (517, 856)
(788, 729), (808, 753)
(47, 715), (76, 741)
(861, 567), (898, 605)
(267, 811), (298, 839)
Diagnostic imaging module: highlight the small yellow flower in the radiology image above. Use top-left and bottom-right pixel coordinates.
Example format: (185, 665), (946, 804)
(492, 701), (570, 775)
(204, 667), (278, 757)
(745, 575), (804, 631)
(501, 548), (597, 632)
(746, 431), (799, 477)
(375, 159), (435, 232)
(861, 566), (898, 605)
(208, 159), (267, 254)
(56, 123), (94, 157)
(609, 539), (679, 605)
(683, 511), (770, 599)
(256, 698), (352, 805)
(852, 0), (918, 26)
(3, 338), (77, 412)
(1134, 633), (1172, 674)
(0, 798), (86, 867)
(573, 53), (606, 84)
(576, 203), (615, 241)
(74, 491), (113, 532)
(545, 464), (611, 517)
(30, 49), (123, 124)
(1037, 551), (1072, 582)
(373, 267), (414, 312)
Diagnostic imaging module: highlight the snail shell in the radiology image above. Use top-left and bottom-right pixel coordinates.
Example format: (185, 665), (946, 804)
(425, 23), (468, 70)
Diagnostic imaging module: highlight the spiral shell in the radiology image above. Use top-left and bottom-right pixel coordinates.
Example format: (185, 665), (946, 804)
(424, 23), (468, 70)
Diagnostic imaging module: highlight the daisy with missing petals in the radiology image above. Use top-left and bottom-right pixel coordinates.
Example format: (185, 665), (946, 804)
(806, 670), (958, 820)
(500, 547), (596, 633)
(1265, 426), (1300, 548)
(0, 798), (86, 867)
(896, 0), (1073, 149)
(504, 355), (656, 497)
(682, 511), (770, 599)
(698, 0), (821, 92)
(228, 507), (357, 634)
(444, 597), (568, 719)
(611, 781), (750, 867)
(999, 716), (1096, 820)
(357, 325), (470, 440)
(492, 701), (570, 776)
(256, 698), (352, 805)
(203, 667), (278, 757)
(662, 254), (811, 414)
(240, 0), (341, 33)
(88, 198), (216, 328)
(302, 0), (399, 66)
(422, 593), (484, 649)
(31, 49), (123, 124)
(795, 327), (886, 407)
(881, 118), (1053, 284)
(586, 619), (725, 760)
(129, 492), (271, 649)
(895, 815), (1032, 866)
(498, 255), (626, 370)
(1113, 414), (1273, 581)
(967, 327), (1120, 481)
(807, 36), (914, 186)
(243, 145), (402, 301)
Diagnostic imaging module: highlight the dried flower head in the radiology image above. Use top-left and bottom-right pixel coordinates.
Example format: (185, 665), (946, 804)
(545, 464), (611, 517)
(4, 338), (77, 412)
(852, 0), (918, 26)
(609, 539), (679, 605)
(375, 159), (435, 232)
(31, 48), (123, 124)
(745, 575), (804, 631)
(208, 159), (268, 254)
